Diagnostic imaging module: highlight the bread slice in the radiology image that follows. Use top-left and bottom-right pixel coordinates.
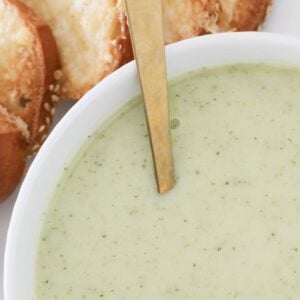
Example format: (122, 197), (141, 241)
(22, 0), (271, 100)
(0, 0), (60, 152)
(0, 0), (60, 202)
(21, 0), (132, 99)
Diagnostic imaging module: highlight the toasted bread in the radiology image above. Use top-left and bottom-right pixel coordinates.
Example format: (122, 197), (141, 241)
(22, 0), (132, 99)
(0, 0), (60, 202)
(0, 0), (60, 152)
(22, 0), (271, 100)
(163, 0), (271, 43)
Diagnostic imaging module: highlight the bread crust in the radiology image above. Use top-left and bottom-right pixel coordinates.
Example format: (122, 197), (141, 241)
(0, 132), (27, 202)
(217, 0), (272, 32)
(0, 110), (27, 203)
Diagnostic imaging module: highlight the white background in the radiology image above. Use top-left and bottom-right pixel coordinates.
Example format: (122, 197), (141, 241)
(1, 1), (300, 298)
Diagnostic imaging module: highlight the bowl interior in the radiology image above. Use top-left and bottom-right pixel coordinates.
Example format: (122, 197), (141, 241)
(5, 32), (300, 299)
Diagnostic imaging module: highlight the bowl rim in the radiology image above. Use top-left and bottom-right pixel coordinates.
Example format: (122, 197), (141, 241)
(5, 31), (300, 299)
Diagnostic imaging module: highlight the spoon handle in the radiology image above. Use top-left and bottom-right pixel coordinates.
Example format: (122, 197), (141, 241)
(125, 0), (175, 193)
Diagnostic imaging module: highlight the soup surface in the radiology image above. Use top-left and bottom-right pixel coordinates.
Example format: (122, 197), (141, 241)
(36, 65), (300, 299)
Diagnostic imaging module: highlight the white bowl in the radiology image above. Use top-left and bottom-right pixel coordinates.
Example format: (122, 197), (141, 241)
(4, 32), (300, 299)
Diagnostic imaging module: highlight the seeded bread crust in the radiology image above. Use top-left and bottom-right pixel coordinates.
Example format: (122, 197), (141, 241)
(0, 0), (60, 202)
(22, 0), (271, 100)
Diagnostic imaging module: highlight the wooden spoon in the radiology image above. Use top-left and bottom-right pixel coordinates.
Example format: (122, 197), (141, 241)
(125, 0), (175, 193)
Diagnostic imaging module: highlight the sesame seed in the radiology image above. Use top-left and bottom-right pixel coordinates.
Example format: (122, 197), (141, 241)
(54, 70), (63, 80)
(44, 103), (51, 112)
(32, 144), (40, 152)
(38, 125), (46, 133)
(51, 94), (59, 102)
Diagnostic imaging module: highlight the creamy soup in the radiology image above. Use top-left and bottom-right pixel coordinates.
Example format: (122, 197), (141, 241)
(36, 65), (300, 299)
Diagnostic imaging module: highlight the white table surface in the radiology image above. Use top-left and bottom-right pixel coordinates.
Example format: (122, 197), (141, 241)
(1, 1), (300, 298)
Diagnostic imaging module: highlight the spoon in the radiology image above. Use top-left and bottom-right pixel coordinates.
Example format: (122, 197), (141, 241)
(125, 0), (175, 193)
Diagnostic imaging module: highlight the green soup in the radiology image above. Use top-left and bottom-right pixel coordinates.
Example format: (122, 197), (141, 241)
(36, 65), (300, 299)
